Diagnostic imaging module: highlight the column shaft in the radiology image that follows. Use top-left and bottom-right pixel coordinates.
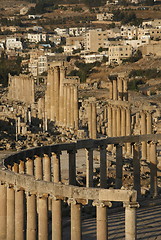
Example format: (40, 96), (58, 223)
(27, 194), (37, 240)
(7, 187), (15, 240)
(71, 203), (82, 240)
(125, 206), (137, 240)
(53, 153), (61, 183)
(43, 154), (51, 182)
(100, 146), (107, 188)
(38, 196), (48, 240)
(74, 85), (79, 129)
(52, 199), (62, 240)
(115, 144), (123, 189)
(96, 206), (107, 240)
(15, 190), (24, 240)
(35, 156), (43, 180)
(68, 150), (76, 185)
(150, 142), (157, 197)
(26, 158), (34, 175)
(86, 148), (93, 187)
(0, 184), (7, 240)
(133, 144), (141, 196)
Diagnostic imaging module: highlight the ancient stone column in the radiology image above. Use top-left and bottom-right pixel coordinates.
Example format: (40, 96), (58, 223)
(112, 106), (117, 137)
(123, 79), (128, 101)
(27, 193), (37, 240)
(141, 111), (147, 160)
(107, 105), (112, 137)
(133, 143), (141, 196)
(70, 85), (75, 128)
(100, 145), (107, 188)
(150, 142), (157, 197)
(109, 81), (113, 99)
(52, 197), (62, 240)
(94, 201), (110, 240)
(116, 107), (121, 137)
(38, 195), (48, 240)
(68, 150), (76, 185)
(43, 154), (51, 182)
(115, 144), (123, 189)
(0, 183), (7, 240)
(26, 158), (34, 175)
(7, 186), (15, 240)
(35, 155), (43, 180)
(54, 66), (60, 124)
(59, 66), (65, 125)
(147, 111), (152, 162)
(15, 189), (24, 240)
(91, 102), (97, 139)
(121, 107), (126, 136)
(63, 84), (67, 126)
(113, 79), (117, 100)
(67, 85), (71, 128)
(118, 77), (123, 100)
(12, 162), (19, 173)
(126, 108), (132, 156)
(86, 148), (93, 187)
(124, 202), (139, 240)
(74, 85), (79, 130)
(49, 69), (55, 121)
(71, 200), (82, 240)
(53, 152), (61, 183)
(87, 102), (92, 138)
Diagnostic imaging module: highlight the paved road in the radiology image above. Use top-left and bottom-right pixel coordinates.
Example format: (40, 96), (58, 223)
(63, 200), (161, 240)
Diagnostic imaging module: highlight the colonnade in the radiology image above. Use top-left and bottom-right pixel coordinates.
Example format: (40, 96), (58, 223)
(108, 74), (128, 101)
(1, 134), (160, 240)
(8, 74), (35, 104)
(45, 64), (79, 129)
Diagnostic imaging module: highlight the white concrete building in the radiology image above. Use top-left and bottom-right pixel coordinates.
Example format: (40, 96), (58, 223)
(108, 44), (132, 64)
(6, 38), (23, 50)
(27, 33), (47, 43)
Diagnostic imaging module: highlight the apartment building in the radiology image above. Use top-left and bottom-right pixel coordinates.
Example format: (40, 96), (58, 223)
(6, 38), (23, 51)
(27, 33), (47, 43)
(108, 44), (132, 64)
(85, 29), (109, 52)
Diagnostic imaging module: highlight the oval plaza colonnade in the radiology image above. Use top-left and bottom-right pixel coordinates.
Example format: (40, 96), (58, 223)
(1, 133), (161, 240)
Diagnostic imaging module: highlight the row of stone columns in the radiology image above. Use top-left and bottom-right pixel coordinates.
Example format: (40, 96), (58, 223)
(109, 75), (128, 101)
(8, 74), (35, 104)
(115, 141), (158, 198)
(45, 65), (79, 129)
(107, 105), (131, 138)
(0, 182), (139, 240)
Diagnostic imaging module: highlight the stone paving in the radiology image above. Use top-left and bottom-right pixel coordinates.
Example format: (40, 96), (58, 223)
(63, 200), (161, 239)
